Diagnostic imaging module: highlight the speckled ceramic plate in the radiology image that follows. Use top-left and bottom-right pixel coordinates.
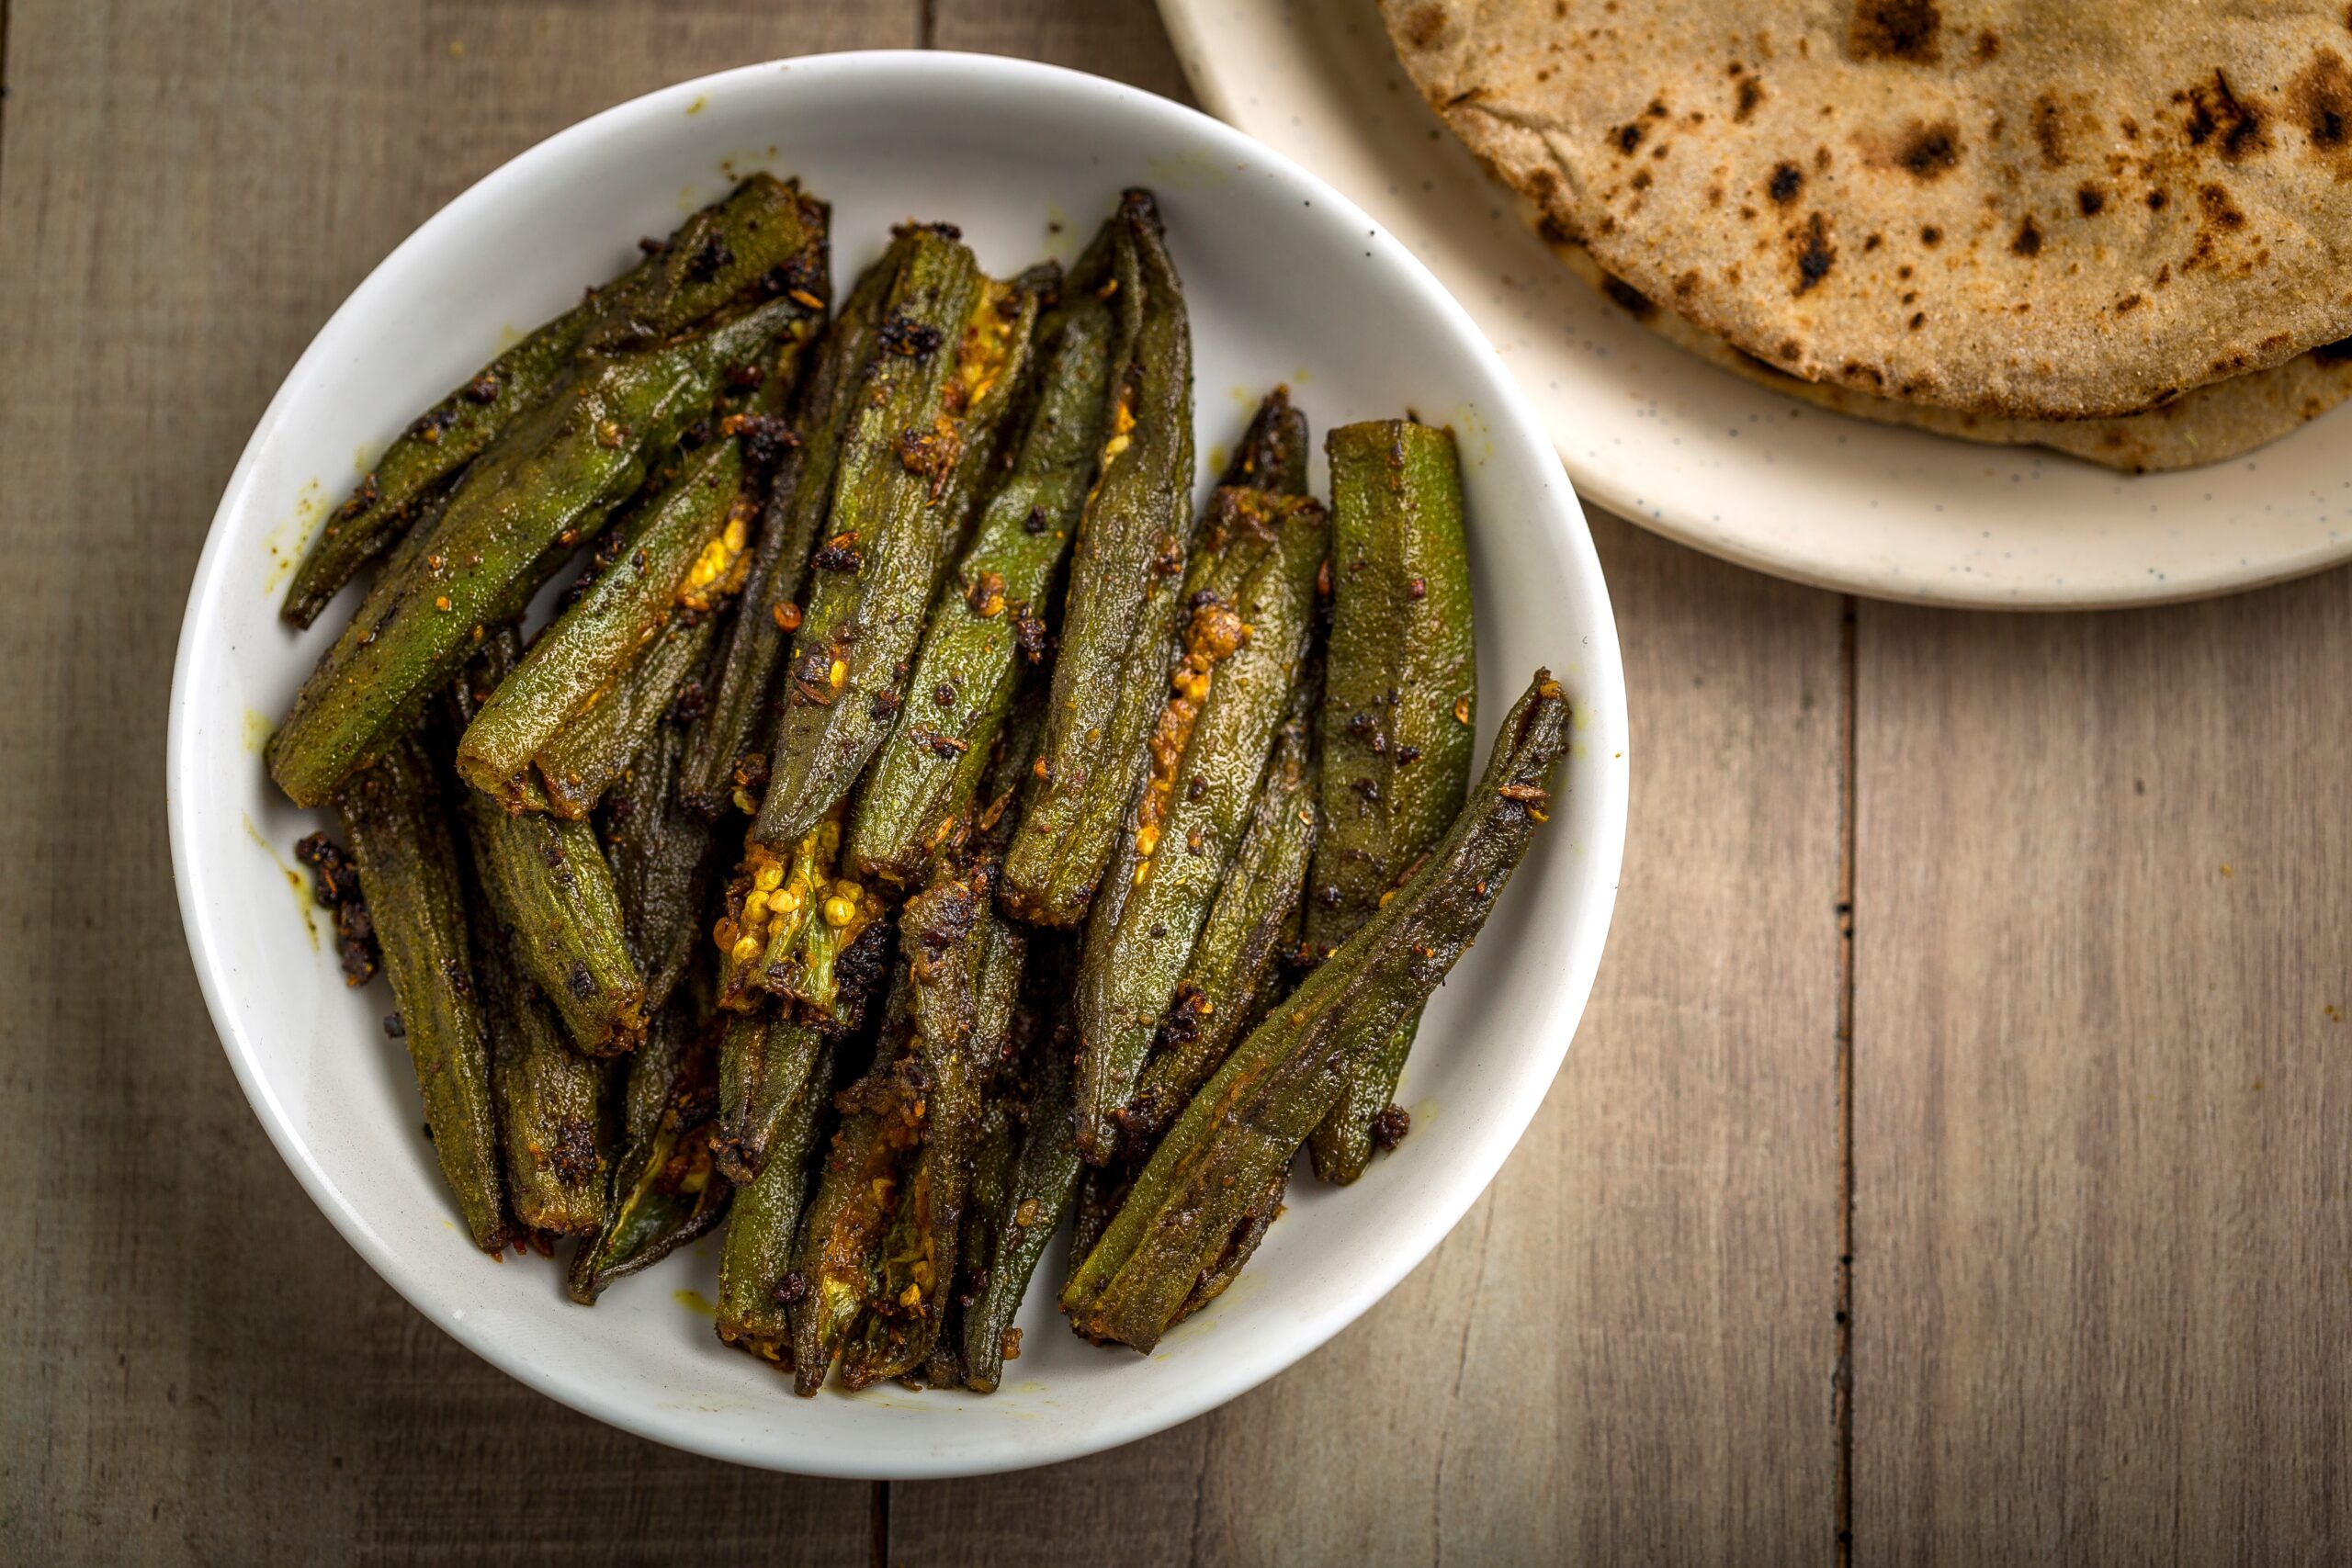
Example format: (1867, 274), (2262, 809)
(169, 52), (1627, 1477)
(1157, 0), (2352, 608)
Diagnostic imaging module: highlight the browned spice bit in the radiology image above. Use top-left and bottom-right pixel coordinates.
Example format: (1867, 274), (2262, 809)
(811, 534), (864, 574)
(462, 372), (500, 404)
(922, 730), (971, 759)
(966, 569), (1007, 617)
(878, 310), (946, 358)
(1453, 693), (1474, 726)
(296, 831), (380, 986)
(787, 288), (826, 311)
(773, 1270), (809, 1306)
(594, 420), (626, 448)
(1317, 557), (1333, 597)
(869, 686), (903, 719)
(773, 600), (803, 633)
(383, 1011), (404, 1038)
(1370, 1103), (1412, 1151)
(1023, 504), (1050, 536)
(1012, 604), (1049, 663)
(1407, 575), (1428, 600)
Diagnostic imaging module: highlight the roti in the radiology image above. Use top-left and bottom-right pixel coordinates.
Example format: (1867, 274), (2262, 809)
(1535, 218), (2352, 471)
(1385, 0), (2352, 421)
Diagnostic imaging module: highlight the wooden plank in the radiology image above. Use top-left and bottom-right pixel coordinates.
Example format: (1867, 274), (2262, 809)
(0, 3), (913, 1562)
(894, 512), (1849, 1566)
(1851, 577), (2352, 1562)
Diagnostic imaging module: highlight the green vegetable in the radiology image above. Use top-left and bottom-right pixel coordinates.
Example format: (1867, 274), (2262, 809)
(464, 792), (646, 1055)
(752, 235), (1047, 847)
(845, 279), (1115, 886)
(279, 174), (823, 629)
(566, 996), (729, 1303)
(715, 1033), (835, 1371)
(267, 295), (806, 809)
(334, 734), (507, 1253)
(714, 807), (891, 1028)
(599, 705), (716, 1017)
(1069, 483), (1326, 1163)
(839, 875), (1025, 1389)
(1001, 190), (1196, 928)
(713, 1009), (827, 1185)
(679, 236), (906, 818)
(1062, 671), (1569, 1351)
(1125, 696), (1318, 1147)
(1305, 418), (1477, 1184)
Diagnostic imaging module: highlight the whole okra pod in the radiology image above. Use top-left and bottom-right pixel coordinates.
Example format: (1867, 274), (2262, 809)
(1001, 191), (1197, 928)
(713, 1008), (828, 1185)
(751, 232), (1045, 847)
(334, 735), (508, 1253)
(465, 792), (646, 1055)
(268, 295), (807, 809)
(278, 176), (822, 629)
(839, 875), (1025, 1390)
(1306, 418), (1477, 1184)
(598, 685), (715, 1016)
(1069, 482), (1326, 1163)
(845, 278), (1116, 886)
(958, 933), (1080, 1393)
(1062, 671), (1569, 1351)
(566, 996), (729, 1303)
(535, 611), (720, 820)
(715, 1032), (836, 1370)
(679, 237), (901, 818)
(1124, 697), (1318, 1148)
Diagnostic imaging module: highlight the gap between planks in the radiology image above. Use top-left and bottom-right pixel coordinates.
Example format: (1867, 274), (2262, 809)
(1834, 594), (1858, 1564)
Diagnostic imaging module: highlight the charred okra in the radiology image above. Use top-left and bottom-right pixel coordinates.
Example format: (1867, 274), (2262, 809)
(1062, 671), (1569, 1351)
(567, 997), (729, 1303)
(600, 693), (717, 1017)
(1001, 191), (1197, 928)
(1305, 419), (1477, 1184)
(279, 175), (824, 629)
(752, 234), (1047, 847)
(679, 236), (903, 818)
(845, 276), (1116, 886)
(1069, 479), (1326, 1162)
(268, 294), (808, 809)
(715, 1032), (836, 1369)
(1125, 698), (1318, 1147)
(334, 735), (507, 1252)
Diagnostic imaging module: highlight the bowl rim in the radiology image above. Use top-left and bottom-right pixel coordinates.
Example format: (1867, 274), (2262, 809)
(167, 47), (1629, 1476)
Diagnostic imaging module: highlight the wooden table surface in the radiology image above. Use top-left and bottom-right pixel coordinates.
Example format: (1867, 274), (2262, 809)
(6, 1), (2346, 1562)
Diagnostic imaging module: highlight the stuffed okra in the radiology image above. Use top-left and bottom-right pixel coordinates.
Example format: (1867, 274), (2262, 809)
(1062, 671), (1568, 1351)
(1304, 418), (1477, 1183)
(1000, 191), (1197, 927)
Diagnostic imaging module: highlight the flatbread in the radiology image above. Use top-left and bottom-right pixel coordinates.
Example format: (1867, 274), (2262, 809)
(1385, 0), (2352, 420)
(1535, 216), (2352, 471)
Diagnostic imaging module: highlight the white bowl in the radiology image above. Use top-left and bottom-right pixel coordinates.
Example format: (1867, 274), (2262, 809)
(167, 51), (1628, 1477)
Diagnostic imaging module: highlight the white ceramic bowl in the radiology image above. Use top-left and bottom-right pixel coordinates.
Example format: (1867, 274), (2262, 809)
(168, 51), (1628, 1477)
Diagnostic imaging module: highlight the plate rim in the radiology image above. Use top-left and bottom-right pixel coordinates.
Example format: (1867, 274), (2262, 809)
(166, 48), (1630, 1476)
(1155, 0), (2352, 612)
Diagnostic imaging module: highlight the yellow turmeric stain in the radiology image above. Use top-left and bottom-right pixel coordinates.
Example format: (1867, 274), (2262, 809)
(263, 478), (329, 596)
(673, 1289), (718, 1319)
(685, 94), (709, 117)
(244, 812), (319, 951)
(242, 707), (275, 754)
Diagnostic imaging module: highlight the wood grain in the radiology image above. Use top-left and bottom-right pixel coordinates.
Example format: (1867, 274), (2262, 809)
(1851, 577), (2352, 1563)
(0, 3), (911, 1562)
(892, 512), (1849, 1567)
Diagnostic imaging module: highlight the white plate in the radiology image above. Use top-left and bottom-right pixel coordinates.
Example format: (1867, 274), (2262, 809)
(1157, 0), (2352, 608)
(167, 52), (1628, 1476)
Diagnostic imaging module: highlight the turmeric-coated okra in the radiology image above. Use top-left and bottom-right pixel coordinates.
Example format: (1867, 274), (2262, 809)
(1069, 478), (1327, 1163)
(1124, 695), (1318, 1147)
(334, 734), (508, 1253)
(440, 634), (613, 1234)
(715, 1031), (836, 1370)
(838, 875), (1025, 1390)
(845, 275), (1116, 886)
(267, 294), (808, 810)
(713, 1008), (829, 1185)
(1062, 671), (1569, 1351)
(536, 610), (720, 820)
(599, 697), (716, 1016)
(1001, 190), (1197, 928)
(458, 682), (647, 1058)
(752, 233), (1047, 847)
(713, 807), (891, 1026)
(279, 175), (824, 629)
(567, 995), (729, 1303)
(1305, 419), (1476, 1184)
(457, 434), (759, 808)
(679, 236), (901, 819)
(957, 933), (1080, 1393)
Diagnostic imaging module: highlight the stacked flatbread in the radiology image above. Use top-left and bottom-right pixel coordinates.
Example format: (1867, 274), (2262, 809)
(1383, 0), (2352, 471)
